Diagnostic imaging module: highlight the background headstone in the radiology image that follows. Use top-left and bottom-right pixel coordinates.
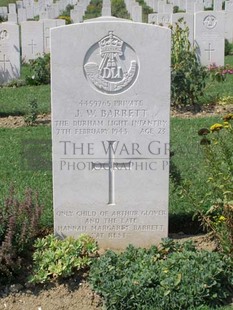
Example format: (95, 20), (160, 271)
(21, 21), (44, 62)
(51, 17), (170, 249)
(194, 11), (225, 66)
(0, 22), (20, 84)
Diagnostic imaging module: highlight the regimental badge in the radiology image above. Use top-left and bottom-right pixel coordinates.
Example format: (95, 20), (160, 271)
(203, 15), (217, 29)
(84, 31), (139, 94)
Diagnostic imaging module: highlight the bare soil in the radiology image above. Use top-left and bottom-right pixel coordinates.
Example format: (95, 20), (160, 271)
(0, 234), (218, 310)
(0, 104), (231, 310)
(0, 103), (232, 129)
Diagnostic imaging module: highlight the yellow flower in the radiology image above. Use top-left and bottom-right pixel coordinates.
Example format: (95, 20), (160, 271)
(223, 113), (233, 121)
(210, 123), (223, 132)
(219, 215), (226, 222)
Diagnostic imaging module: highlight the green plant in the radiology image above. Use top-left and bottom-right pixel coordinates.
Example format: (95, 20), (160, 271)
(89, 240), (233, 309)
(58, 15), (71, 24)
(173, 5), (179, 13)
(0, 15), (7, 22)
(24, 98), (38, 125)
(208, 63), (233, 83)
(111, 0), (130, 19)
(225, 39), (233, 56)
(59, 4), (73, 24)
(26, 53), (50, 85)
(171, 19), (208, 107)
(29, 234), (98, 283)
(197, 115), (233, 255)
(135, 0), (153, 22)
(218, 95), (233, 105)
(0, 187), (44, 284)
(84, 0), (102, 19)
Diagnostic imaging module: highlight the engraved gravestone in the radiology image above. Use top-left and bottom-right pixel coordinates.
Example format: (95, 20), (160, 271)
(51, 17), (170, 249)
(0, 22), (20, 84)
(21, 21), (44, 62)
(194, 11), (225, 66)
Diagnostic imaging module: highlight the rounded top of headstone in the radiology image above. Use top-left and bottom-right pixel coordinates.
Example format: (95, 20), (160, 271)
(84, 16), (132, 23)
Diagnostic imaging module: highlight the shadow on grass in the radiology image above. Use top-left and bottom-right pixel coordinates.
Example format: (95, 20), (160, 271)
(169, 213), (204, 234)
(0, 111), (26, 117)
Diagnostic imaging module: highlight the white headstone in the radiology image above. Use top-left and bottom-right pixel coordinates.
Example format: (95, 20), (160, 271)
(213, 0), (222, 10)
(225, 12), (233, 43)
(8, 3), (17, 14)
(157, 13), (172, 26)
(0, 7), (8, 19)
(194, 11), (225, 66)
(204, 0), (213, 9)
(70, 8), (83, 23)
(186, 0), (195, 12)
(131, 4), (142, 22)
(43, 19), (66, 53)
(21, 21), (44, 62)
(40, 10), (49, 20)
(17, 8), (27, 23)
(225, 0), (233, 11)
(158, 0), (165, 12)
(102, 6), (111, 16)
(51, 17), (170, 249)
(151, 0), (159, 12)
(0, 23), (20, 84)
(148, 12), (158, 23)
(16, 1), (23, 10)
(163, 3), (173, 13)
(26, 6), (35, 19)
(7, 13), (18, 23)
(194, 2), (204, 12)
(178, 0), (186, 11)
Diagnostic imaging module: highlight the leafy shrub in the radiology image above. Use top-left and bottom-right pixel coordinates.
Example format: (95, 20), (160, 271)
(112, 0), (130, 19)
(26, 53), (50, 85)
(171, 19), (208, 107)
(197, 115), (233, 255)
(218, 95), (233, 105)
(58, 15), (71, 24)
(60, 4), (74, 16)
(89, 240), (233, 310)
(0, 16), (7, 22)
(24, 99), (38, 126)
(0, 187), (44, 285)
(84, 0), (102, 19)
(225, 39), (233, 56)
(59, 4), (73, 24)
(29, 234), (98, 283)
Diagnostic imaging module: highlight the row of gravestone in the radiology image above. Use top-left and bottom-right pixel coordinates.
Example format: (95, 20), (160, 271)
(0, 20), (65, 85)
(149, 11), (225, 67)
(0, 0), (87, 23)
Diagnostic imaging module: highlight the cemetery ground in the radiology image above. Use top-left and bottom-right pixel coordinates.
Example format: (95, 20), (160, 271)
(1, 55), (233, 308)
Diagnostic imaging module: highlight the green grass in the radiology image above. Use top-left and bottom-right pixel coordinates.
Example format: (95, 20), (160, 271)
(0, 115), (226, 231)
(0, 126), (52, 227)
(169, 116), (223, 232)
(0, 84), (50, 116)
(0, 64), (51, 116)
(1, 55), (233, 117)
(200, 55), (233, 105)
(0, 0), (13, 6)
